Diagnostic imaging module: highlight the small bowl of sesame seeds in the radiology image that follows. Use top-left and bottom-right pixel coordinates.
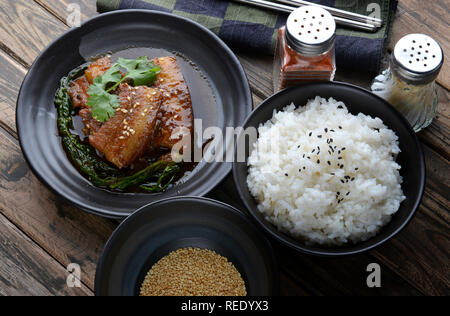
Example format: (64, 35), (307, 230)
(94, 197), (278, 296)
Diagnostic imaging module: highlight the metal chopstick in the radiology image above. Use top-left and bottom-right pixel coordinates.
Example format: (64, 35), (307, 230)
(231, 0), (380, 32)
(275, 0), (383, 27)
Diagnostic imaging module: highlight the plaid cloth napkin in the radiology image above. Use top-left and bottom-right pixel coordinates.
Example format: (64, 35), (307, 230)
(97, 0), (398, 73)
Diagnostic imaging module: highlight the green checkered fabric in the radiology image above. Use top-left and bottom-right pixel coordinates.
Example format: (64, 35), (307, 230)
(97, 0), (397, 72)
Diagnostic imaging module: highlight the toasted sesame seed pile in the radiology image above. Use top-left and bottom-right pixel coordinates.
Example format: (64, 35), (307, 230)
(139, 248), (247, 296)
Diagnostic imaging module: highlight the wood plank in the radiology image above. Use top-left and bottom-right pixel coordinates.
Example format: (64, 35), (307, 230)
(0, 211), (92, 296)
(279, 272), (310, 296)
(34, 0), (97, 23)
(279, 247), (424, 296)
(0, 0), (67, 66)
(391, 0), (449, 90)
(0, 5), (115, 292)
(0, 50), (25, 136)
(417, 89), (450, 160)
(0, 126), (116, 291)
(370, 143), (450, 296)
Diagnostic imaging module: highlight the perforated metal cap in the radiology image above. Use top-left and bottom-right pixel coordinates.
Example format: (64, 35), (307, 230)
(392, 34), (443, 84)
(285, 6), (336, 56)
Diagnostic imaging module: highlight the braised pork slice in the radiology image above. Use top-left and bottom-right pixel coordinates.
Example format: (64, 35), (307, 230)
(68, 56), (113, 108)
(85, 56), (113, 84)
(68, 75), (90, 108)
(89, 83), (163, 169)
(78, 108), (102, 135)
(152, 57), (194, 150)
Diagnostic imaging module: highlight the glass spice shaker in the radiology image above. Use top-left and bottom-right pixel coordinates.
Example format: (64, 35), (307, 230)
(371, 34), (444, 132)
(273, 6), (337, 92)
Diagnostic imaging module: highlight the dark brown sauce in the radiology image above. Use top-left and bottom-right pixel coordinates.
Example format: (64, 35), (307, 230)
(68, 47), (217, 192)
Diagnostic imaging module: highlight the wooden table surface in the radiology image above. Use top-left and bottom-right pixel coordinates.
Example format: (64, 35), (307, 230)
(0, 0), (448, 296)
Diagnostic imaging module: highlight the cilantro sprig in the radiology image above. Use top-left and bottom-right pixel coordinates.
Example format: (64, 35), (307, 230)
(87, 56), (161, 122)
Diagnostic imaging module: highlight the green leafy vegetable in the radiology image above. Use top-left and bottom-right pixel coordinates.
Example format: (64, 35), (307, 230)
(116, 56), (161, 87)
(87, 84), (120, 122)
(109, 160), (177, 191)
(86, 56), (160, 123)
(140, 164), (182, 192)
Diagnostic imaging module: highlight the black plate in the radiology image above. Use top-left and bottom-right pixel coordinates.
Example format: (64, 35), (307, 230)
(94, 197), (279, 296)
(233, 82), (426, 256)
(16, 10), (252, 218)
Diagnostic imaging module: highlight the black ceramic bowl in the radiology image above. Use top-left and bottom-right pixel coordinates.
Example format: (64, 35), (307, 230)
(95, 197), (278, 296)
(233, 82), (426, 256)
(16, 10), (252, 218)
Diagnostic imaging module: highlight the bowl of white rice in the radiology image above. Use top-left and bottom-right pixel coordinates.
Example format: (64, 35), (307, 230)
(233, 82), (425, 256)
